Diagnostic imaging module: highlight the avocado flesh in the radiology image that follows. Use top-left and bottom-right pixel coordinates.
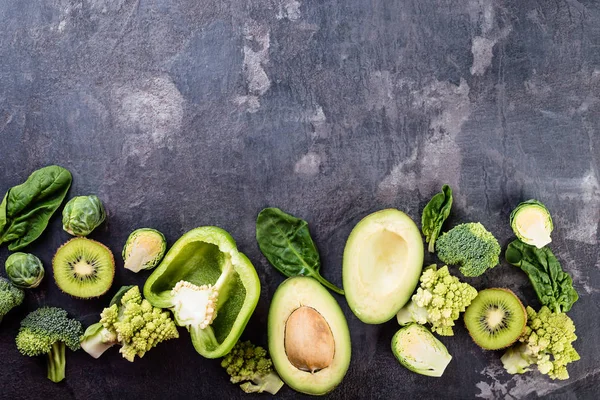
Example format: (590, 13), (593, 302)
(343, 209), (423, 324)
(268, 277), (351, 396)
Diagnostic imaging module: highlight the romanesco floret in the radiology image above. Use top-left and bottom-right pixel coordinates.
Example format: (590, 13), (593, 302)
(397, 265), (478, 336)
(221, 340), (285, 395)
(501, 306), (579, 380)
(435, 222), (501, 277)
(15, 307), (83, 383)
(81, 286), (179, 362)
(0, 277), (24, 323)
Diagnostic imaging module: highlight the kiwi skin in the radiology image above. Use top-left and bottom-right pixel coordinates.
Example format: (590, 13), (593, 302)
(52, 238), (115, 299)
(464, 288), (527, 350)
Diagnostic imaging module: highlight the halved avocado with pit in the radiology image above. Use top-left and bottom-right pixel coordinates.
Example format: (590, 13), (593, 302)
(268, 277), (351, 395)
(343, 209), (423, 324)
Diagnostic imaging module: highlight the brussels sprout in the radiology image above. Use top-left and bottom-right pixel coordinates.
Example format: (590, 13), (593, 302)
(5, 252), (45, 289)
(510, 199), (553, 249)
(391, 324), (452, 377)
(62, 195), (106, 236)
(122, 228), (167, 273)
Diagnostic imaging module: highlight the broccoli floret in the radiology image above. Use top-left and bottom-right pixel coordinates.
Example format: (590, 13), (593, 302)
(80, 286), (179, 362)
(501, 306), (579, 380)
(15, 307), (82, 382)
(435, 222), (500, 277)
(397, 265), (478, 336)
(221, 340), (284, 395)
(0, 277), (24, 323)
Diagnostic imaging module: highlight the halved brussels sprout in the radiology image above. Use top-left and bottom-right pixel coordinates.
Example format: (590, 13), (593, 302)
(62, 195), (106, 236)
(510, 199), (553, 248)
(391, 324), (452, 377)
(5, 252), (45, 289)
(122, 228), (167, 273)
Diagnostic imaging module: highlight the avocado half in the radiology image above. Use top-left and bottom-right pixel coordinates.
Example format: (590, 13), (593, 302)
(343, 209), (423, 324)
(268, 277), (351, 395)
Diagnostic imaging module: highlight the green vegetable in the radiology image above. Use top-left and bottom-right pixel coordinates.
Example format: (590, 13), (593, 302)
(80, 286), (179, 362)
(122, 228), (167, 273)
(221, 340), (285, 394)
(435, 222), (501, 277)
(15, 307), (82, 383)
(422, 185), (453, 253)
(0, 166), (72, 250)
(0, 277), (24, 323)
(5, 252), (45, 289)
(256, 207), (343, 295)
(510, 199), (553, 248)
(501, 306), (580, 380)
(391, 324), (452, 377)
(62, 195), (106, 236)
(396, 265), (478, 336)
(505, 240), (578, 313)
(144, 226), (261, 358)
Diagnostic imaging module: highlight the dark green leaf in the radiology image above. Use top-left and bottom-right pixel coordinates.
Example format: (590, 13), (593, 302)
(505, 240), (578, 313)
(0, 166), (72, 250)
(421, 184), (453, 253)
(256, 207), (344, 295)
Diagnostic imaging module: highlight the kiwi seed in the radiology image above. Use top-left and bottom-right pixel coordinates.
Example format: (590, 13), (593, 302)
(53, 237), (115, 298)
(464, 288), (527, 350)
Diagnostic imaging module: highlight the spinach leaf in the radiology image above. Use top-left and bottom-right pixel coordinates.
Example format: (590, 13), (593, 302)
(0, 166), (72, 250)
(505, 240), (578, 313)
(421, 184), (453, 253)
(256, 207), (344, 295)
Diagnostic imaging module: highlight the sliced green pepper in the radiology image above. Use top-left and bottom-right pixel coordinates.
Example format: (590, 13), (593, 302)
(143, 226), (260, 358)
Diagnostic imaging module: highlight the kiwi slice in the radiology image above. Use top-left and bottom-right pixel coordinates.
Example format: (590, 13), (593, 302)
(53, 238), (115, 298)
(464, 288), (527, 350)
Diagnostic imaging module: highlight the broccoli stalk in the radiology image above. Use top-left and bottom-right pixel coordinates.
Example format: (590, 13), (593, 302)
(396, 265), (478, 336)
(0, 277), (24, 323)
(221, 340), (284, 395)
(435, 222), (501, 277)
(80, 286), (179, 362)
(501, 306), (580, 380)
(47, 342), (66, 383)
(15, 307), (83, 383)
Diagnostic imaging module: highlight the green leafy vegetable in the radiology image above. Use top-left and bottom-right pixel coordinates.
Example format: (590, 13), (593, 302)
(122, 228), (167, 273)
(501, 306), (579, 380)
(143, 226), (261, 359)
(510, 199), (553, 248)
(256, 207), (343, 295)
(422, 185), (453, 253)
(62, 195), (106, 236)
(0, 277), (24, 323)
(505, 240), (578, 313)
(80, 286), (179, 362)
(5, 252), (45, 289)
(435, 222), (501, 277)
(0, 166), (72, 250)
(391, 324), (452, 377)
(221, 340), (284, 394)
(396, 265), (477, 336)
(15, 307), (82, 383)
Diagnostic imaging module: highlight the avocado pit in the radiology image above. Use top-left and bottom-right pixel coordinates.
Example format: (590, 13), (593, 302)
(284, 306), (335, 373)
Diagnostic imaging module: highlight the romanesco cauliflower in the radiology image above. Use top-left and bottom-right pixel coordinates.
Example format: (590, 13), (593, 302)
(397, 265), (478, 336)
(81, 286), (179, 362)
(501, 306), (579, 380)
(221, 340), (284, 394)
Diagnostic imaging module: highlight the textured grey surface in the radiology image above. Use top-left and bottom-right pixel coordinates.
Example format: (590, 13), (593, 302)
(1, 0), (599, 399)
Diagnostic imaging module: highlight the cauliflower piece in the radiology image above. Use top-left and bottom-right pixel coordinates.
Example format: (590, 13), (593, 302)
(501, 306), (580, 380)
(397, 265), (478, 336)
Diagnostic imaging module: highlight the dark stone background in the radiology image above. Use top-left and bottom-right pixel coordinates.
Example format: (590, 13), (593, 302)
(1, 0), (598, 399)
